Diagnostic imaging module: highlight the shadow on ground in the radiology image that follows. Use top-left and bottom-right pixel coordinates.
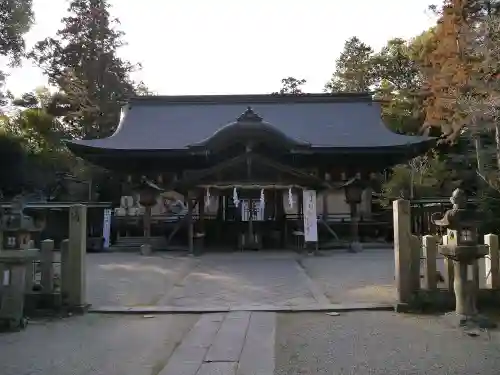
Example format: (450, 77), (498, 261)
(86, 249), (397, 308)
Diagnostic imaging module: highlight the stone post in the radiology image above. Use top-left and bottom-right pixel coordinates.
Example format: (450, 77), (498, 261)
(60, 239), (70, 302)
(393, 199), (413, 305)
(484, 234), (500, 289)
(67, 205), (87, 309)
(422, 235), (437, 290)
(40, 239), (54, 293)
(442, 235), (454, 291)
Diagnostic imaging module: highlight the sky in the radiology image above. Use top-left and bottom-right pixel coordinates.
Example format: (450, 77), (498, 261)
(2, 0), (438, 96)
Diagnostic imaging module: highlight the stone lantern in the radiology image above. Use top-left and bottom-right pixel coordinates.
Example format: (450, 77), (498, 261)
(342, 177), (365, 253)
(432, 188), (496, 330)
(136, 179), (161, 256)
(1, 195), (44, 251)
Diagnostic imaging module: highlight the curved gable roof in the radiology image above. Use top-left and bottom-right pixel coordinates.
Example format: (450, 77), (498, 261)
(67, 93), (433, 151)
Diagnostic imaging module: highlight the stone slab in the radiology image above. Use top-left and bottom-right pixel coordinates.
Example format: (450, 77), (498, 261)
(159, 313), (225, 375)
(197, 362), (237, 375)
(89, 302), (393, 314)
(237, 312), (276, 375)
(294, 260), (331, 305)
(205, 311), (251, 362)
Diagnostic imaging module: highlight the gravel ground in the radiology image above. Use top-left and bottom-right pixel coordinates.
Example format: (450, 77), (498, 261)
(299, 249), (396, 304)
(0, 314), (198, 375)
(275, 311), (500, 375)
(86, 253), (195, 307)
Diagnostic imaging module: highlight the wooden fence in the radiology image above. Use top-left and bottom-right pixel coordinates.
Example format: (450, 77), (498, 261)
(393, 199), (500, 310)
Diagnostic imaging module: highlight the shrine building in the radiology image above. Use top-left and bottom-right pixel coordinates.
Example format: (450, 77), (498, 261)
(66, 93), (434, 252)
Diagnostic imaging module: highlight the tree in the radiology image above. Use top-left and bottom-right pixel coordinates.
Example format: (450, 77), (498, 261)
(1, 88), (75, 195)
(456, 9), (500, 189)
(275, 77), (306, 94)
(0, 0), (34, 108)
(420, 0), (496, 141)
(29, 0), (137, 139)
(372, 38), (429, 135)
(325, 37), (375, 92)
(380, 152), (456, 204)
(0, 128), (26, 197)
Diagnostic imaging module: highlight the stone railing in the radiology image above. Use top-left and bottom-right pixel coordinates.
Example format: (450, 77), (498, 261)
(393, 199), (500, 311)
(1, 204), (88, 314)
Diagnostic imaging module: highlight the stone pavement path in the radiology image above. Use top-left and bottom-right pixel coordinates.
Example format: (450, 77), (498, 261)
(160, 311), (276, 375)
(157, 255), (320, 308)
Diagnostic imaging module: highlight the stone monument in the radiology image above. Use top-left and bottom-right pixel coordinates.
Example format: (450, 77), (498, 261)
(431, 188), (496, 330)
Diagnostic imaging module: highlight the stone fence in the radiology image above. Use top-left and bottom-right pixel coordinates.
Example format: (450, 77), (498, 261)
(393, 199), (500, 311)
(1, 204), (88, 314)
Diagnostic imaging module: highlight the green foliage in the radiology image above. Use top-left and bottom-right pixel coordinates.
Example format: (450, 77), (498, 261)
(372, 38), (426, 135)
(380, 153), (456, 206)
(325, 37), (375, 92)
(275, 77), (307, 94)
(29, 0), (137, 139)
(0, 0), (34, 65)
(0, 128), (27, 196)
(0, 0), (34, 108)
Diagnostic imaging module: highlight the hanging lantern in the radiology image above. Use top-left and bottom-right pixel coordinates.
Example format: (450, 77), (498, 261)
(260, 189), (265, 210)
(233, 187), (240, 208)
(205, 187), (211, 208)
(288, 187), (294, 208)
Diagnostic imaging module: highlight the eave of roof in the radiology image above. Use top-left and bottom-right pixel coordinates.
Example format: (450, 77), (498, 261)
(65, 92), (435, 156)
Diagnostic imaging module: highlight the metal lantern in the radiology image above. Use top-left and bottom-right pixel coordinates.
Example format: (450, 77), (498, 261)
(138, 184), (160, 207)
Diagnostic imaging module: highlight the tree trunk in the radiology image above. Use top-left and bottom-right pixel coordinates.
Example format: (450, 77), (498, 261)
(474, 135), (486, 176)
(496, 124), (500, 171)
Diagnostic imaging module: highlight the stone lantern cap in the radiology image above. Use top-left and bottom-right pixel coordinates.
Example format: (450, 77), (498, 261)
(431, 188), (479, 231)
(432, 188), (488, 263)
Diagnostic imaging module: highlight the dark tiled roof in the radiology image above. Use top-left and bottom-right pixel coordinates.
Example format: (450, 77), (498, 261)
(67, 93), (432, 151)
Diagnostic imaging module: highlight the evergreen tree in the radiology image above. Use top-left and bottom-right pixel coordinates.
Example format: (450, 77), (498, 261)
(0, 0), (34, 107)
(275, 77), (307, 95)
(324, 37), (375, 92)
(29, 0), (138, 139)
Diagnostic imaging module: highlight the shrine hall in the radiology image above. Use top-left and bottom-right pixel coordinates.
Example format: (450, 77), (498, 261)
(66, 93), (434, 252)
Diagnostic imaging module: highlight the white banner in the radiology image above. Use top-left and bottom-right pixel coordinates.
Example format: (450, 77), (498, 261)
(303, 190), (318, 242)
(103, 208), (112, 248)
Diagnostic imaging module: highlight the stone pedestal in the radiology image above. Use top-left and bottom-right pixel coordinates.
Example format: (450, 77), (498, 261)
(0, 250), (39, 331)
(67, 205), (87, 310)
(439, 243), (496, 329)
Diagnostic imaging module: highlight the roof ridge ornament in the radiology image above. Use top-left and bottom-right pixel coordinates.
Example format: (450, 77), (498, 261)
(237, 106), (263, 122)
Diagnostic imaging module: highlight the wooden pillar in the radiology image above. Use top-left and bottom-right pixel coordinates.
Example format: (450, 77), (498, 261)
(322, 190), (328, 220)
(187, 197), (194, 254)
(197, 192), (206, 253)
(297, 188), (303, 231)
(143, 206), (152, 243)
(140, 205), (152, 255)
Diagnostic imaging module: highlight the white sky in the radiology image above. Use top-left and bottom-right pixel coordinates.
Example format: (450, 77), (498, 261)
(2, 0), (438, 96)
